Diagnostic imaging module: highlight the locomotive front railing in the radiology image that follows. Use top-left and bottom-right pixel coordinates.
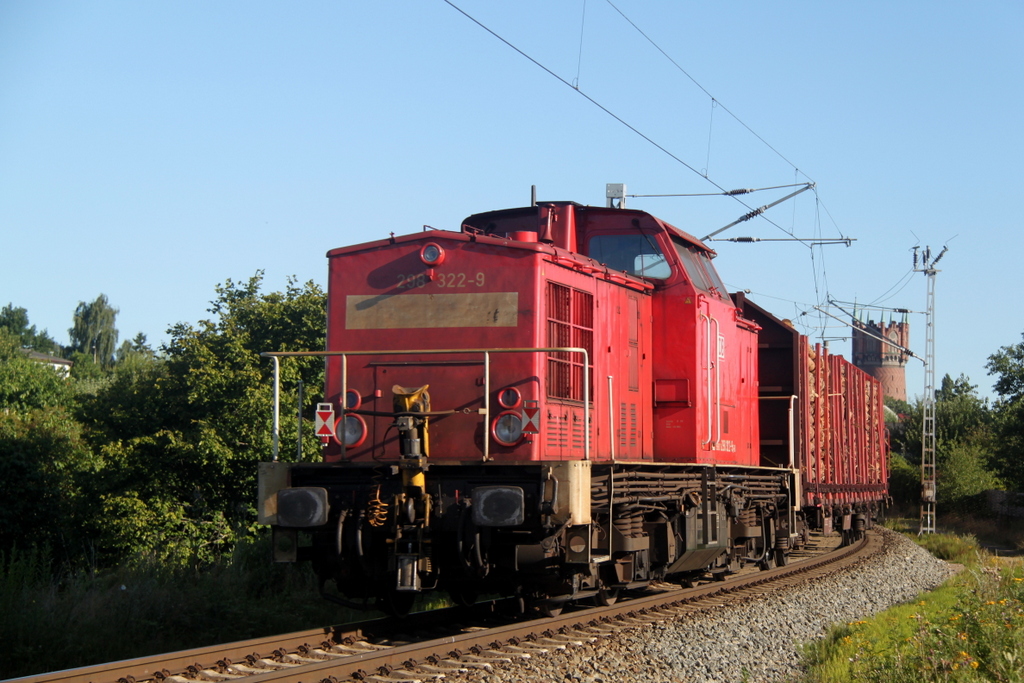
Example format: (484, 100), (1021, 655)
(261, 347), (590, 463)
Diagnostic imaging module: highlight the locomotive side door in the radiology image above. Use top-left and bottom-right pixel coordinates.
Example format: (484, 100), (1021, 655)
(618, 292), (652, 461)
(697, 294), (721, 462)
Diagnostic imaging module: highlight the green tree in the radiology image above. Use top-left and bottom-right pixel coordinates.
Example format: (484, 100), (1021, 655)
(887, 374), (992, 463)
(886, 453), (920, 510)
(987, 333), (1024, 489)
(886, 374), (998, 510)
(937, 442), (1001, 512)
(69, 295), (119, 370)
(0, 331), (74, 412)
(988, 333), (1024, 401)
(115, 333), (156, 371)
(76, 274), (326, 567)
(0, 331), (97, 561)
(0, 304), (60, 354)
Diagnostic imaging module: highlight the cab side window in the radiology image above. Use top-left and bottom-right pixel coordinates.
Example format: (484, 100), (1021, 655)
(673, 238), (727, 298)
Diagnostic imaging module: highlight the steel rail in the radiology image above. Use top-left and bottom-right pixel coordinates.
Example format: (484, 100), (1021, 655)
(5, 626), (363, 683)
(12, 531), (879, 683)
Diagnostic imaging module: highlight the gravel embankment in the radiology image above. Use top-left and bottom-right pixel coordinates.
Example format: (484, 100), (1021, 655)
(445, 528), (958, 683)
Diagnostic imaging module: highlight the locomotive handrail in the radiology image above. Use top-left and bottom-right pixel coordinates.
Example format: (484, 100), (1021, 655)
(261, 346), (590, 463)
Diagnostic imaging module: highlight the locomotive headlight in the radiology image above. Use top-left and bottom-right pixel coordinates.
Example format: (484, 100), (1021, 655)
(471, 486), (525, 527)
(492, 410), (523, 446)
(277, 487), (330, 527)
(497, 386), (522, 409)
(344, 388), (362, 410)
(420, 242), (445, 266)
(333, 413), (368, 449)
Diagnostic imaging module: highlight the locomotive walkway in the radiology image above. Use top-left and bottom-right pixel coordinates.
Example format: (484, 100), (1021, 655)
(10, 531), (871, 683)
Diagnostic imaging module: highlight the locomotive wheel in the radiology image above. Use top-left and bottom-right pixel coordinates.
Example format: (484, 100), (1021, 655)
(532, 591), (566, 618)
(596, 587), (620, 606)
(539, 601), (563, 618)
(774, 548), (788, 567)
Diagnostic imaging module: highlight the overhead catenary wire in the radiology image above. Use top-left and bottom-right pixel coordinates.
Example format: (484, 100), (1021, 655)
(441, 0), (817, 246)
(709, 237), (853, 245)
(444, 1), (862, 338)
(608, 1), (852, 250)
(830, 298), (920, 315)
(866, 268), (916, 307)
(701, 182), (815, 241)
(814, 304), (923, 362)
(572, 0), (588, 89)
(723, 287), (835, 339)
(629, 182), (812, 198)
(604, 0), (813, 186)
(598, 0), (854, 314)
(443, 1), (716, 185)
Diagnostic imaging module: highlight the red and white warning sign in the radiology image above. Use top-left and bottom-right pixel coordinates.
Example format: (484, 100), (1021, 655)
(314, 403), (336, 438)
(522, 400), (540, 435)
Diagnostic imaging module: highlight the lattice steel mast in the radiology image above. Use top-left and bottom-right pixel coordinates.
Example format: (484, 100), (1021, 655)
(915, 245), (947, 535)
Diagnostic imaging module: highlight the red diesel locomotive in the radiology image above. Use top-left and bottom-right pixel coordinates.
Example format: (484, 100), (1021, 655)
(257, 199), (888, 614)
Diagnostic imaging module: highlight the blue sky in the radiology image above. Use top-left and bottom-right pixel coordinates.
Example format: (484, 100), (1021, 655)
(2, 1), (1021, 400)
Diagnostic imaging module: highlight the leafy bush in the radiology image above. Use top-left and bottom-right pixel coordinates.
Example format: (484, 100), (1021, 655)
(938, 442), (1003, 514)
(888, 454), (921, 509)
(0, 331), (75, 411)
(0, 408), (98, 562)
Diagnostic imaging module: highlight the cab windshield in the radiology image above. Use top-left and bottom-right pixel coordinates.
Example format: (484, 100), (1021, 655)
(586, 233), (672, 279)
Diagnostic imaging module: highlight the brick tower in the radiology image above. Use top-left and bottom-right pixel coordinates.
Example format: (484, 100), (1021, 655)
(852, 313), (910, 402)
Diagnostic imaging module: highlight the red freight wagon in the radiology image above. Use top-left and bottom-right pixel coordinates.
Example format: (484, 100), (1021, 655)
(736, 295), (888, 536)
(259, 199), (889, 615)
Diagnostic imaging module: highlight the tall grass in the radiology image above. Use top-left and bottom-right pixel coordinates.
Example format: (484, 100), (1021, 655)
(799, 522), (1024, 682)
(885, 513), (1024, 556)
(0, 534), (350, 679)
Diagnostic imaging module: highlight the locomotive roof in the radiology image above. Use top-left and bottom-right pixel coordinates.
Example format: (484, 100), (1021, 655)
(461, 202), (717, 257)
(325, 202), (717, 282)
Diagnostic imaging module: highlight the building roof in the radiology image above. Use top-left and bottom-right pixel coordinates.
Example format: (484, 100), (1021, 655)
(21, 348), (73, 366)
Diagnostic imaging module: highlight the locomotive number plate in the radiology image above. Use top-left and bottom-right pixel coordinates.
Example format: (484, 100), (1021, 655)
(397, 272), (485, 289)
(346, 292), (519, 329)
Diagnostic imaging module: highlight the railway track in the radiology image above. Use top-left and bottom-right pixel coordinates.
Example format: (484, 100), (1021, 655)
(11, 530), (877, 683)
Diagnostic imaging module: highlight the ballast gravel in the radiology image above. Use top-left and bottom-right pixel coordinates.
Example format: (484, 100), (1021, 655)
(442, 528), (958, 683)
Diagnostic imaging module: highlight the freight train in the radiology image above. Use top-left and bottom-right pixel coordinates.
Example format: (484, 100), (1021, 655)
(257, 196), (888, 615)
